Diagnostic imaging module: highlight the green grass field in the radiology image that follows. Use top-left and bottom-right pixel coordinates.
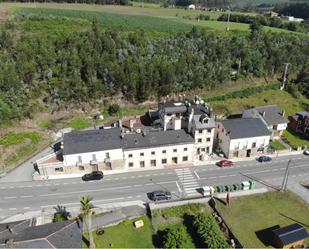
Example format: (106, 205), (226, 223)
(209, 89), (304, 117)
(216, 191), (309, 248)
(84, 215), (154, 248)
(282, 130), (309, 149)
(0, 131), (45, 168)
(3, 3), (302, 34)
(269, 140), (286, 151)
(68, 116), (91, 130)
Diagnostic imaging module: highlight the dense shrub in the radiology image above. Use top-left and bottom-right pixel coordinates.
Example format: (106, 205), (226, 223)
(193, 213), (229, 248)
(108, 104), (121, 116)
(205, 83), (278, 102)
(162, 225), (191, 248)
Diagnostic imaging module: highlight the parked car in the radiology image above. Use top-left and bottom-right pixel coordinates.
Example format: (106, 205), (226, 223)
(148, 190), (172, 201)
(257, 156), (272, 163)
(217, 160), (234, 167)
(82, 171), (104, 181)
(304, 149), (309, 156)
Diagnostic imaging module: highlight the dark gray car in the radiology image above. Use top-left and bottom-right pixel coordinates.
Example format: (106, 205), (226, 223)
(82, 171), (104, 181)
(148, 190), (172, 201)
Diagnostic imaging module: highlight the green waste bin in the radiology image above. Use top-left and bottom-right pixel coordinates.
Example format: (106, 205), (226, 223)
(249, 181), (256, 189)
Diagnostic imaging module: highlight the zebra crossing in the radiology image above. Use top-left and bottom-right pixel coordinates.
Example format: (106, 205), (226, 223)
(175, 168), (200, 197)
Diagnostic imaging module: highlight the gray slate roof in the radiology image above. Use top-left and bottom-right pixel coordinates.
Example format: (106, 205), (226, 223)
(273, 223), (309, 245)
(123, 129), (194, 150)
(243, 105), (288, 126)
(221, 118), (271, 139)
(159, 101), (187, 114)
(0, 220), (83, 249)
(63, 128), (122, 155)
(193, 115), (216, 130)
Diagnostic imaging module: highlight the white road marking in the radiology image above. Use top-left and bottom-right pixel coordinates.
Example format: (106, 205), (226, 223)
(4, 196), (16, 199)
(0, 187), (6, 189)
(21, 195), (33, 198)
(39, 185), (131, 197)
(209, 176), (217, 179)
(133, 185), (142, 187)
(40, 197), (126, 208)
(135, 195), (142, 198)
(9, 208), (17, 211)
(194, 171), (200, 179)
(23, 207), (31, 210)
(176, 181), (182, 193)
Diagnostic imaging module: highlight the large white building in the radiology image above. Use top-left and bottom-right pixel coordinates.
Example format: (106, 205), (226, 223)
(36, 99), (216, 179)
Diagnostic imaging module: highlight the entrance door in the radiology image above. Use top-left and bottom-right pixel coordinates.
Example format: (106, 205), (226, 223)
(246, 149), (251, 157)
(172, 157), (178, 164)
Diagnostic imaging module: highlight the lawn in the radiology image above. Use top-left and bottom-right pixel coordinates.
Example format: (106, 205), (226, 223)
(151, 203), (210, 248)
(216, 191), (309, 248)
(83, 215), (154, 248)
(68, 116), (91, 130)
(0, 131), (42, 147)
(269, 140), (286, 151)
(209, 89), (304, 116)
(0, 131), (47, 168)
(282, 130), (309, 150)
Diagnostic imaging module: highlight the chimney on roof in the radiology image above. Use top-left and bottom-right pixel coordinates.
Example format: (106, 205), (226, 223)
(118, 119), (122, 128)
(262, 111), (266, 117)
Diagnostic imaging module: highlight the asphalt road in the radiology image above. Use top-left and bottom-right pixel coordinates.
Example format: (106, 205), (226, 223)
(0, 154), (308, 220)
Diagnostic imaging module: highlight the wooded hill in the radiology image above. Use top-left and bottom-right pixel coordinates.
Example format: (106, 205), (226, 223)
(0, 19), (308, 125)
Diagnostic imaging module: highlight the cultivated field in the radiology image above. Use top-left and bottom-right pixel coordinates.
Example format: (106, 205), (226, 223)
(1, 2), (300, 34)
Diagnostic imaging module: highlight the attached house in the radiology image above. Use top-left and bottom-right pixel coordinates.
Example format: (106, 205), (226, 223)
(36, 98), (216, 179)
(288, 111), (309, 137)
(216, 118), (271, 159)
(123, 129), (194, 169)
(0, 220), (83, 248)
(242, 105), (288, 139)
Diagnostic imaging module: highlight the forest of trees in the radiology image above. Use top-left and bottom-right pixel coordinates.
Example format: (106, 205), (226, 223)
(0, 20), (308, 124)
(218, 13), (309, 33)
(276, 3), (309, 20)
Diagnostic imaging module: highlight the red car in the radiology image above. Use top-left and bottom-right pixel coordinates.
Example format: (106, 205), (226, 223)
(217, 160), (234, 167)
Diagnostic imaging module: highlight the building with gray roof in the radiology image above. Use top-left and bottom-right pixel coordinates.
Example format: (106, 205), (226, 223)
(242, 105), (288, 139)
(217, 118), (271, 158)
(123, 129), (194, 150)
(63, 128), (122, 155)
(0, 220), (83, 249)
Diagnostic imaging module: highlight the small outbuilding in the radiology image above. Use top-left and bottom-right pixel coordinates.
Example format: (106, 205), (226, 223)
(272, 223), (309, 249)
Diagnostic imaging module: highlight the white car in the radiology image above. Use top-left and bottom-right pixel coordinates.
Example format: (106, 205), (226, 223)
(304, 149), (309, 156)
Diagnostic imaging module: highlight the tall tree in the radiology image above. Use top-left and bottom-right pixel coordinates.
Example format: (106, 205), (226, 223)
(80, 195), (95, 249)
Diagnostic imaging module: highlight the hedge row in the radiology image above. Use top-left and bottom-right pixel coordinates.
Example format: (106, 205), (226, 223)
(205, 83), (278, 102)
(193, 213), (229, 248)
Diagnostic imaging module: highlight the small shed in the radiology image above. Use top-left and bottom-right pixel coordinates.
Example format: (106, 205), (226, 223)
(272, 223), (309, 249)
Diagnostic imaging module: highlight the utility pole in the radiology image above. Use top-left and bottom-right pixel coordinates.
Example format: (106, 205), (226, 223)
(280, 63), (290, 90)
(226, 8), (231, 31)
(281, 159), (291, 191)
